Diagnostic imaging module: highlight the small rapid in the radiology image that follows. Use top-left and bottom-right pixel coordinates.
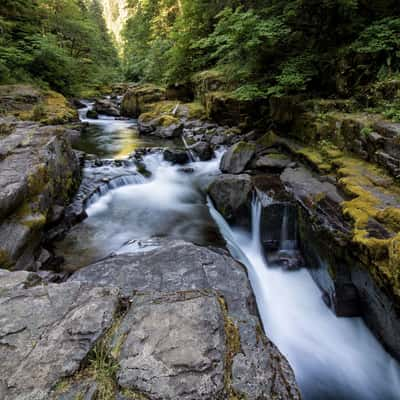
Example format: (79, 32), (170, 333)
(209, 196), (400, 400)
(61, 101), (400, 399)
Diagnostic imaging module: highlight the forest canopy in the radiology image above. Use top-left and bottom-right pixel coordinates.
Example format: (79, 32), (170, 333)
(122, 0), (400, 99)
(1, 0), (400, 99)
(0, 0), (120, 95)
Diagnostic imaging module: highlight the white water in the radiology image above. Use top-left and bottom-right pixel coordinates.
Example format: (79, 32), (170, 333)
(209, 197), (400, 400)
(67, 105), (400, 398)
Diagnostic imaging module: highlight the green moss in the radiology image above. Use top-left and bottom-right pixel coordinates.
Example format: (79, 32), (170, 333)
(232, 141), (255, 154)
(377, 208), (400, 232)
(217, 296), (243, 400)
(0, 249), (13, 269)
(185, 102), (206, 119)
(256, 131), (278, 148)
(120, 388), (150, 400)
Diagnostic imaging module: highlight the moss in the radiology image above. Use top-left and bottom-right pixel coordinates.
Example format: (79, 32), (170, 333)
(217, 296), (243, 400)
(232, 141), (255, 154)
(185, 102), (206, 119)
(256, 131), (278, 148)
(157, 115), (179, 127)
(376, 208), (400, 232)
(120, 388), (150, 400)
(0, 249), (13, 269)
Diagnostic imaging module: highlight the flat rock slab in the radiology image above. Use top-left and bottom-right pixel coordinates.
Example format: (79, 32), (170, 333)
(116, 291), (225, 400)
(0, 272), (119, 400)
(70, 240), (300, 399)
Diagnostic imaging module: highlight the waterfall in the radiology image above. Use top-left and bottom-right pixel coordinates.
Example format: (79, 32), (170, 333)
(279, 203), (297, 252)
(209, 193), (400, 400)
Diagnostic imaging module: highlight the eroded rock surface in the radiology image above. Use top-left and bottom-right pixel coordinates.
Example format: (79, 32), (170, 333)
(0, 272), (119, 400)
(70, 240), (300, 399)
(116, 291), (225, 400)
(0, 119), (81, 269)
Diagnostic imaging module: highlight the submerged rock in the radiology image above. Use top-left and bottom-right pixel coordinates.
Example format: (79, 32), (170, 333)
(220, 141), (256, 174)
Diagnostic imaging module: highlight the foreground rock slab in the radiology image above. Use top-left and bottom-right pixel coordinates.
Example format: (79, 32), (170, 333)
(70, 240), (301, 399)
(116, 291), (225, 399)
(0, 271), (119, 400)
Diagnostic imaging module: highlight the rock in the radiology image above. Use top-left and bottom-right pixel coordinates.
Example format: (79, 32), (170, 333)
(220, 141), (256, 174)
(208, 174), (253, 226)
(70, 240), (300, 399)
(86, 109), (98, 119)
(0, 120), (81, 269)
(254, 154), (293, 171)
(121, 84), (166, 118)
(116, 291), (225, 399)
(0, 273), (119, 400)
(190, 141), (214, 161)
(165, 83), (194, 102)
(138, 114), (183, 138)
(163, 148), (189, 165)
(94, 99), (120, 117)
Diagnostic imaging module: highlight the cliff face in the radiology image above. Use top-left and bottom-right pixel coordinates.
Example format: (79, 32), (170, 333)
(101, 0), (128, 45)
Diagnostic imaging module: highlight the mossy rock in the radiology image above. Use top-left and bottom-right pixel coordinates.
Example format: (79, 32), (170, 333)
(256, 131), (278, 148)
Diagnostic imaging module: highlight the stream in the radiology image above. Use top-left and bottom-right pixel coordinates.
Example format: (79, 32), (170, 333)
(59, 104), (400, 399)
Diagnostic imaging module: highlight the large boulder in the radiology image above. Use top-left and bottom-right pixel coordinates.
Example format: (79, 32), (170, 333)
(120, 84), (166, 118)
(138, 113), (183, 138)
(163, 148), (190, 165)
(0, 270), (119, 400)
(70, 240), (301, 400)
(220, 141), (256, 174)
(0, 119), (81, 270)
(190, 141), (214, 161)
(208, 174), (253, 226)
(0, 85), (77, 124)
(94, 98), (120, 117)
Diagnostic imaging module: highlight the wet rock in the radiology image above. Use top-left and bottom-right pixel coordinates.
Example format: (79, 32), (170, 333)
(138, 114), (183, 138)
(208, 174), (253, 226)
(70, 240), (300, 399)
(116, 291), (225, 400)
(190, 140), (214, 161)
(94, 99), (120, 117)
(163, 148), (189, 165)
(220, 141), (256, 174)
(86, 109), (98, 119)
(0, 273), (119, 400)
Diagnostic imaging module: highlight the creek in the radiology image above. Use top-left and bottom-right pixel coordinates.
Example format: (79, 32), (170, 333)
(57, 104), (400, 399)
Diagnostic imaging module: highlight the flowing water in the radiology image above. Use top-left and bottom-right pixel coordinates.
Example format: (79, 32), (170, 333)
(60, 105), (400, 399)
(209, 197), (400, 400)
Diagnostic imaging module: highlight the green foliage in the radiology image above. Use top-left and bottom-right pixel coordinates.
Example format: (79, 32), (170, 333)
(0, 0), (121, 95)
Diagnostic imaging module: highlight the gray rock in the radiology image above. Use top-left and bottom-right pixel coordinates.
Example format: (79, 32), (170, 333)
(220, 141), (256, 174)
(190, 141), (214, 161)
(94, 99), (120, 117)
(254, 154), (292, 171)
(138, 116), (183, 139)
(0, 275), (119, 400)
(70, 240), (300, 399)
(208, 174), (253, 226)
(116, 291), (225, 400)
(0, 120), (80, 269)
(163, 148), (190, 165)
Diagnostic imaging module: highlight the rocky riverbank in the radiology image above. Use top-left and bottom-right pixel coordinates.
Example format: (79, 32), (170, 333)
(0, 83), (301, 399)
